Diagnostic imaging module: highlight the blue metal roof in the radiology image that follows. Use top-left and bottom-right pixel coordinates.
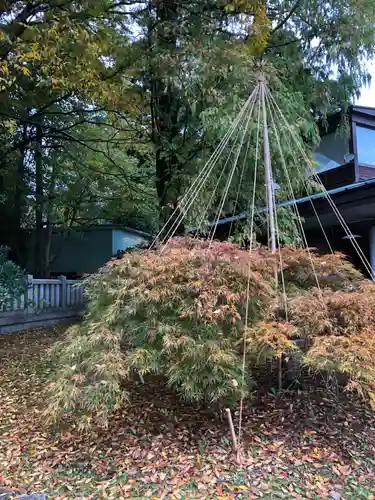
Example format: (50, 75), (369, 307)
(186, 177), (375, 231)
(279, 177), (375, 208)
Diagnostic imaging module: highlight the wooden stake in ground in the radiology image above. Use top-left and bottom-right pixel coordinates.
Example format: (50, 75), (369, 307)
(225, 408), (238, 451)
(137, 371), (145, 384)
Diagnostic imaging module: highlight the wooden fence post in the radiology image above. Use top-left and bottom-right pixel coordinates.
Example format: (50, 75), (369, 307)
(26, 274), (34, 314)
(58, 275), (67, 307)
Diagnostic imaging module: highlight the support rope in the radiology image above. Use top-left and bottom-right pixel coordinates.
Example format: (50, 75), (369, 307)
(210, 85), (260, 244)
(159, 97), (253, 251)
(195, 85), (260, 239)
(266, 90), (374, 277)
(264, 87), (333, 254)
(264, 89), (326, 295)
(151, 92), (255, 250)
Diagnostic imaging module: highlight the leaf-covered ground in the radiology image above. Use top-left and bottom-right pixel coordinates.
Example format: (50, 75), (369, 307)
(0, 327), (374, 499)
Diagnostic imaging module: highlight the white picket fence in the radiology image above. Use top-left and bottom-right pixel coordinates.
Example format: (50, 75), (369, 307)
(0, 275), (85, 334)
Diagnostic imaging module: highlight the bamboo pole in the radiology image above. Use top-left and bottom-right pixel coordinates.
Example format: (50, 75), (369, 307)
(260, 77), (282, 391)
(260, 78), (277, 254)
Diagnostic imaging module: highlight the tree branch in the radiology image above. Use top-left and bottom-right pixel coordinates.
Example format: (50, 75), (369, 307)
(271, 0), (303, 34)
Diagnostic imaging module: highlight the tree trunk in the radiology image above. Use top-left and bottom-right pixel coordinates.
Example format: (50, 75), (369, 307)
(34, 124), (44, 276)
(41, 161), (57, 277)
(149, 0), (184, 233)
(13, 125), (28, 264)
(0, 124), (29, 264)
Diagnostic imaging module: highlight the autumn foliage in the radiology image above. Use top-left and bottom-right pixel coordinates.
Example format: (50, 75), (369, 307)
(47, 238), (375, 427)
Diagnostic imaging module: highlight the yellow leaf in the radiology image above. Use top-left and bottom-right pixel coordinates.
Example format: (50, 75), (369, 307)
(1, 62), (9, 75)
(228, 485), (248, 492)
(190, 281), (201, 287)
(368, 391), (375, 409)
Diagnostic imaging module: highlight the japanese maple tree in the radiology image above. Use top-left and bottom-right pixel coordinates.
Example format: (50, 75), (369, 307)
(47, 238), (375, 428)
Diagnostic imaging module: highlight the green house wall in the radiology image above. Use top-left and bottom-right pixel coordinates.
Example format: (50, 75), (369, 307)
(49, 228), (149, 275)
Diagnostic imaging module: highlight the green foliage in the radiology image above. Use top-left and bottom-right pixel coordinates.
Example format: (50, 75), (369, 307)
(48, 120), (158, 232)
(0, 246), (25, 309)
(48, 238), (375, 427)
(0, 1), (155, 272)
(275, 208), (303, 246)
(2, 0), (375, 274)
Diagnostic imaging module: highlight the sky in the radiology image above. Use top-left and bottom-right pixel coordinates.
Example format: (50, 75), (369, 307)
(357, 61), (375, 107)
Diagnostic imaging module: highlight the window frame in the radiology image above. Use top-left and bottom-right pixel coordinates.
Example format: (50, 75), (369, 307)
(352, 120), (375, 170)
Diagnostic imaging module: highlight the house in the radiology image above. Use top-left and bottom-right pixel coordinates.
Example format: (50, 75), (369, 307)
(48, 224), (151, 277)
(196, 105), (375, 278)
(292, 104), (375, 276)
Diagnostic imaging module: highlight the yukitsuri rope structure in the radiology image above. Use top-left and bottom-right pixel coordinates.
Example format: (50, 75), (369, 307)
(151, 72), (374, 459)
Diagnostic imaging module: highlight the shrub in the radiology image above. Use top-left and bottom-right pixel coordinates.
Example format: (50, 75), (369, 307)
(0, 246), (25, 310)
(47, 238), (375, 427)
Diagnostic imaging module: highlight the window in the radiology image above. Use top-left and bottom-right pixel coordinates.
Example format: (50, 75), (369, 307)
(313, 133), (348, 173)
(356, 125), (375, 166)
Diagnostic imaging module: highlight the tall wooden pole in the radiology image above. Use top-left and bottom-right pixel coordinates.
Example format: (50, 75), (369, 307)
(260, 75), (282, 391)
(260, 78), (276, 253)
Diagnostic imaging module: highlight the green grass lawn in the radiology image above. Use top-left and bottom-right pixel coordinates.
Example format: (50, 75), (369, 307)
(0, 326), (374, 499)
